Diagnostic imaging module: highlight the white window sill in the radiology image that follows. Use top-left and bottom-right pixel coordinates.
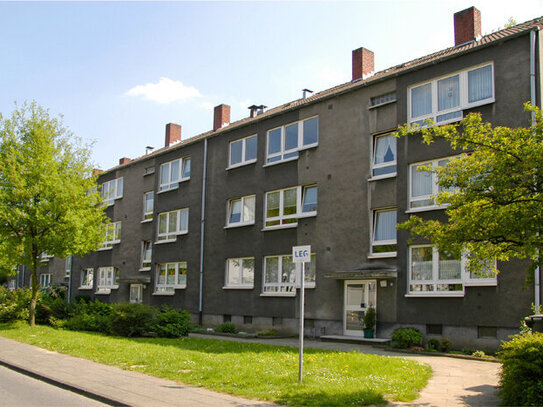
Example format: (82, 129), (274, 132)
(367, 253), (397, 259)
(95, 288), (119, 295)
(154, 239), (177, 244)
(262, 223), (298, 232)
(299, 212), (317, 219)
(224, 222), (255, 229)
(157, 185), (179, 194)
(368, 173), (397, 182)
(298, 143), (318, 152)
(260, 292), (296, 297)
(78, 286), (93, 290)
(139, 267), (151, 272)
(368, 99), (397, 110)
(226, 160), (257, 171)
(152, 291), (175, 296)
(406, 205), (447, 214)
(222, 286), (254, 290)
(404, 293), (465, 298)
(465, 281), (498, 287)
(263, 156), (299, 168)
(97, 246), (113, 251)
(141, 218), (153, 224)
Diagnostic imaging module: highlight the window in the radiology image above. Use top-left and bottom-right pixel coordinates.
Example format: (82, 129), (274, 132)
(65, 256), (72, 277)
(155, 262), (187, 293)
(159, 157), (190, 192)
(141, 241), (152, 270)
(157, 208), (188, 242)
(264, 185), (317, 229)
(144, 166), (155, 176)
(372, 134), (397, 177)
(229, 135), (257, 168)
(371, 209), (397, 256)
(266, 116), (318, 164)
(101, 222), (121, 249)
(225, 257), (254, 288)
(80, 268), (94, 289)
(409, 157), (452, 210)
(39, 253), (53, 263)
(263, 254), (316, 294)
(97, 267), (119, 292)
(130, 284), (143, 304)
(143, 192), (154, 221)
(101, 178), (123, 206)
(226, 195), (255, 227)
(408, 63), (494, 125)
(370, 91), (397, 107)
(408, 245), (496, 296)
(39, 274), (52, 288)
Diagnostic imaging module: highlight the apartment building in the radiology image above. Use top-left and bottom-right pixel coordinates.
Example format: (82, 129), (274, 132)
(20, 7), (543, 350)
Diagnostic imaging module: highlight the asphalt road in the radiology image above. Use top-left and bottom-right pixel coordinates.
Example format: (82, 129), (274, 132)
(0, 365), (109, 407)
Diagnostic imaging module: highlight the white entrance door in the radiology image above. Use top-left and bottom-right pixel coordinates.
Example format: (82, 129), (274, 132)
(343, 280), (377, 336)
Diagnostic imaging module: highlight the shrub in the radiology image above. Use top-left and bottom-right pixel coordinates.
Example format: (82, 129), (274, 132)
(258, 329), (279, 337)
(426, 338), (440, 351)
(0, 287), (33, 322)
(391, 328), (423, 348)
(439, 338), (452, 352)
(215, 323), (238, 334)
(152, 306), (190, 337)
(74, 294), (91, 304)
(472, 350), (486, 358)
(461, 347), (474, 355)
(109, 303), (156, 337)
(498, 333), (543, 406)
(64, 313), (110, 333)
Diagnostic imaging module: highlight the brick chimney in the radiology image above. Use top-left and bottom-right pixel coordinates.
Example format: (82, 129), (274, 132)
(352, 47), (374, 81)
(454, 6), (481, 46)
(119, 157), (131, 165)
(92, 169), (103, 177)
(213, 104), (231, 131)
(165, 123), (181, 147)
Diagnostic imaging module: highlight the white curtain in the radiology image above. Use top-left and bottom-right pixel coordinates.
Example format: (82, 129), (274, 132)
(375, 210), (396, 242)
(374, 135), (396, 165)
(411, 83), (432, 118)
(468, 65), (493, 103)
(438, 75), (459, 111)
(411, 165), (433, 197)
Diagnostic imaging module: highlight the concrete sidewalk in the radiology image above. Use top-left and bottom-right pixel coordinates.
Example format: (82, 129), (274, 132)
(0, 334), (501, 406)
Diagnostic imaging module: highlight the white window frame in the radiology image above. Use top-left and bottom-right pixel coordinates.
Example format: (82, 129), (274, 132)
(79, 268), (94, 289)
(262, 254), (316, 296)
(408, 157), (455, 211)
(96, 266), (119, 294)
(39, 273), (52, 288)
(408, 62), (495, 125)
(100, 221), (121, 250)
(224, 257), (255, 289)
(140, 240), (152, 271)
(226, 195), (256, 228)
(265, 116), (319, 164)
(264, 185), (317, 230)
(156, 208), (189, 242)
(154, 262), (187, 294)
(371, 133), (397, 179)
(39, 253), (53, 263)
(159, 157), (191, 192)
(370, 208), (397, 258)
(407, 245), (497, 297)
(130, 284), (144, 304)
(65, 256), (72, 277)
(101, 177), (123, 206)
(142, 191), (154, 221)
(228, 134), (257, 169)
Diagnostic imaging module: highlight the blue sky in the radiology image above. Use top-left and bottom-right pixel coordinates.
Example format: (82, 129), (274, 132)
(1, 0), (542, 170)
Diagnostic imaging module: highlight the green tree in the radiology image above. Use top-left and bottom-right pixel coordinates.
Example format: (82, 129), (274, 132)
(0, 102), (107, 326)
(397, 103), (543, 281)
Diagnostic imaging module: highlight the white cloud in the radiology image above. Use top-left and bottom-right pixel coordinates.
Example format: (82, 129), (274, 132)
(125, 77), (202, 104)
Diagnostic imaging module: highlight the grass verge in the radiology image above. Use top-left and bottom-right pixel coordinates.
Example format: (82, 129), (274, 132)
(0, 322), (431, 406)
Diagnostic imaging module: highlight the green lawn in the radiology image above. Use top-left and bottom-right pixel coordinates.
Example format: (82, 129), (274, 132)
(0, 322), (431, 406)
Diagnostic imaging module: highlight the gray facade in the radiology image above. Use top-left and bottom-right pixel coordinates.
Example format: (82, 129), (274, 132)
(27, 9), (543, 350)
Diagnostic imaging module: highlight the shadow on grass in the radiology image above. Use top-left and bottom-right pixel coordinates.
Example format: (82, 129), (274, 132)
(274, 388), (387, 406)
(0, 322), (25, 331)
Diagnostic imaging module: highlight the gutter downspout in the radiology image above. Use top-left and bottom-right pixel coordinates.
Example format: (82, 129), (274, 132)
(531, 28), (541, 311)
(198, 138), (208, 325)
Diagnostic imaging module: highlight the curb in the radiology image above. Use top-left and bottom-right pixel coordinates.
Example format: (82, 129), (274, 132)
(0, 358), (130, 406)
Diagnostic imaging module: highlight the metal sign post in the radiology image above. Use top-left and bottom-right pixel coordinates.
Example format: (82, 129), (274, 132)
(292, 245), (311, 384)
